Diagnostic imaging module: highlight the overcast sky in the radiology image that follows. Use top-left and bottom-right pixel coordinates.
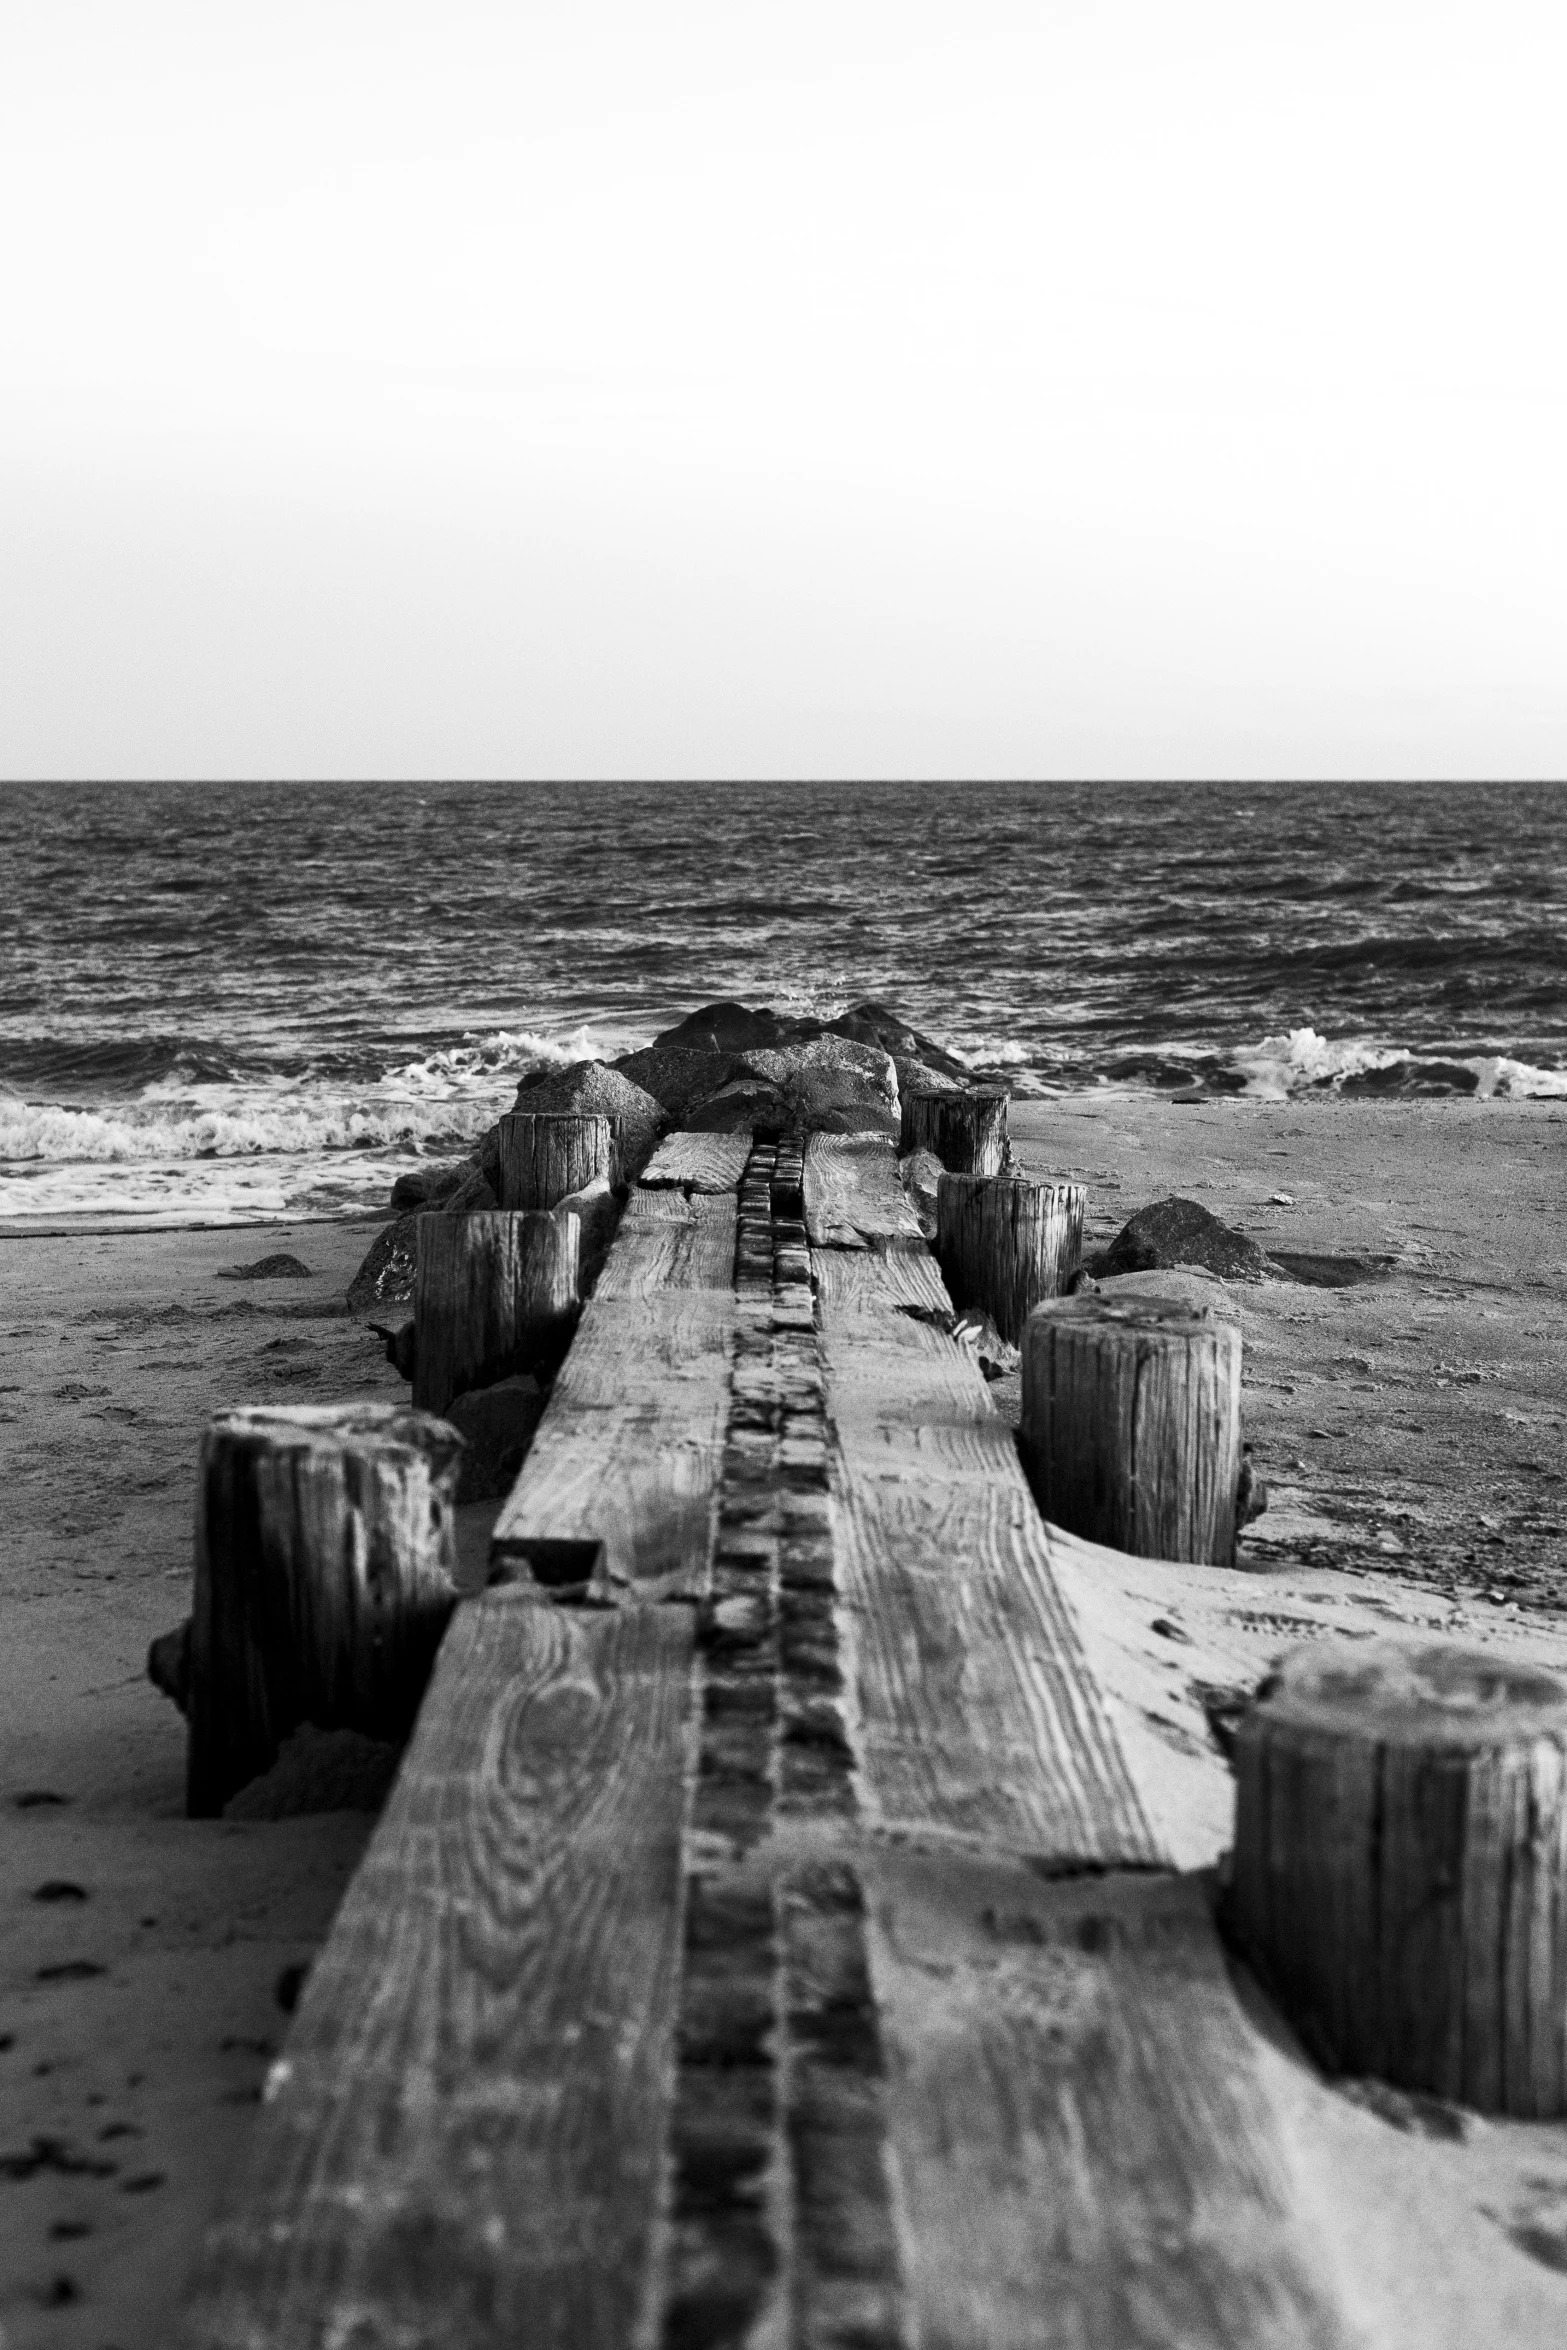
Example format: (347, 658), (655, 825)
(2, 2), (1562, 780)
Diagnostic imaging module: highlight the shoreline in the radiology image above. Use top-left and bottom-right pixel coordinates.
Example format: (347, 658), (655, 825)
(1, 1093), (1564, 2344)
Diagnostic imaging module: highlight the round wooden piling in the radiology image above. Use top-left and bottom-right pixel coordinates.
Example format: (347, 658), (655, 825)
(412, 1210), (579, 1415)
(936, 1173), (1083, 1343)
(498, 1112), (614, 1209)
(1020, 1291), (1242, 1562)
(900, 1088), (1009, 1174)
(1232, 1638), (1567, 2115)
(187, 1402), (464, 1816)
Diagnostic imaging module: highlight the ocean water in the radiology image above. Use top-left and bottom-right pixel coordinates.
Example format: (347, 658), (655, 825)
(2, 779), (1563, 1226)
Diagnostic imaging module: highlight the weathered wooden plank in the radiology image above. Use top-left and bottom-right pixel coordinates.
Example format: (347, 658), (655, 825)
(595, 1190), (737, 1298)
(183, 1589), (695, 2350)
(492, 1292), (735, 1590)
(803, 1133), (925, 1252)
(816, 1259), (1156, 1869)
(862, 1845), (1357, 2350)
(811, 1245), (953, 1319)
(638, 1129), (751, 1192)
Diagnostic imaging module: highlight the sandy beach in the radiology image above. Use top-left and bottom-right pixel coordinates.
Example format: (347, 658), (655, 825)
(2, 1093), (1565, 2347)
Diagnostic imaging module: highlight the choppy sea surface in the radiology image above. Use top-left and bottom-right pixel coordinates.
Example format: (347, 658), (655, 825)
(2, 779), (1563, 1226)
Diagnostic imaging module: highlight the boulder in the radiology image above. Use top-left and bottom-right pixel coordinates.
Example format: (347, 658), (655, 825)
(683, 1076), (797, 1135)
(1101, 1197), (1269, 1283)
(389, 1161), (469, 1211)
(346, 1213), (421, 1311)
(214, 1252), (316, 1282)
(735, 1036), (900, 1136)
(651, 1001), (814, 1055)
(892, 1055), (969, 1105)
(510, 1060), (664, 1185)
(823, 999), (970, 1082)
(444, 1374), (547, 1503)
(612, 1046), (743, 1124)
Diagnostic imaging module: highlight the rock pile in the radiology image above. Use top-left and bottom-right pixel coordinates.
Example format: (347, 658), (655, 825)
(349, 997), (972, 1306)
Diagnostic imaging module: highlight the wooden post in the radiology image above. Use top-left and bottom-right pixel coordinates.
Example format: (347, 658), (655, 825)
(1020, 1292), (1242, 1563)
(412, 1210), (579, 1415)
(1231, 1637), (1567, 2115)
(498, 1112), (614, 1209)
(187, 1403), (463, 1817)
(900, 1087), (1009, 1174)
(936, 1173), (1082, 1342)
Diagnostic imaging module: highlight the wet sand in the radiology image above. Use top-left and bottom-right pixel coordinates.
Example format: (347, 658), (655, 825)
(1, 1096), (1564, 2345)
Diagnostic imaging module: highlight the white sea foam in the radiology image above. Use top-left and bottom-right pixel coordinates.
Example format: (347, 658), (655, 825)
(1231, 1026), (1567, 1101)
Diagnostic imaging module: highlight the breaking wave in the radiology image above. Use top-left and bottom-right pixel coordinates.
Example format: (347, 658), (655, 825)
(1227, 1027), (1567, 1102)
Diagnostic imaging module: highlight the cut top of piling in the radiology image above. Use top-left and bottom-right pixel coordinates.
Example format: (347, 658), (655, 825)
(1251, 1638), (1567, 1751)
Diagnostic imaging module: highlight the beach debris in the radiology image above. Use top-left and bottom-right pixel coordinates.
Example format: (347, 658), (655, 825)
(901, 1085), (1009, 1174)
(937, 1173), (1084, 1343)
(147, 1621), (192, 1716)
(13, 1790), (71, 1808)
(1102, 1195), (1269, 1282)
(215, 1253), (316, 1282)
(1232, 1639), (1567, 2115)
(185, 1404), (464, 1816)
(1268, 1191), (1295, 1206)
(444, 1374), (547, 1502)
(1021, 1293), (1246, 1565)
(31, 1882), (87, 1904)
(368, 1319), (417, 1380)
(949, 1309), (1018, 1382)
(1150, 1617), (1191, 1643)
(510, 1060), (664, 1186)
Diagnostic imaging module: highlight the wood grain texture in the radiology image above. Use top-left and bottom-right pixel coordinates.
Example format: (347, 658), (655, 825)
(1021, 1292), (1243, 1565)
(638, 1130), (751, 1192)
(816, 1268), (1157, 1869)
(899, 1088), (1009, 1174)
(188, 1404), (465, 1818)
(862, 1846), (1356, 2350)
(491, 1292), (737, 1591)
(497, 1111), (613, 1209)
(596, 1190), (737, 1298)
(936, 1173), (1083, 1342)
(811, 1247), (953, 1320)
(1232, 1637), (1567, 2115)
(182, 1589), (696, 2350)
(412, 1210), (579, 1415)
(804, 1133), (925, 1253)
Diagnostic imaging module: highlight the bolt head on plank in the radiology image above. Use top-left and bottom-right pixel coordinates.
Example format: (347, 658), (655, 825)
(1231, 1638), (1567, 2115)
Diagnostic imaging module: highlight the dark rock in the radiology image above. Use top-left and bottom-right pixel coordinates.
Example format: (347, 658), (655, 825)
(737, 1036), (898, 1132)
(444, 1374), (546, 1502)
(368, 1320), (416, 1380)
(147, 1622), (192, 1717)
(214, 1254), (315, 1282)
(345, 1214), (420, 1312)
(651, 1001), (814, 1055)
(389, 1161), (469, 1211)
(893, 1054), (969, 1103)
(683, 1076), (797, 1135)
(509, 1060), (664, 1184)
(444, 1165), (498, 1210)
(823, 999), (970, 1081)
(226, 1726), (402, 1821)
(612, 1046), (742, 1123)
(1102, 1197), (1269, 1282)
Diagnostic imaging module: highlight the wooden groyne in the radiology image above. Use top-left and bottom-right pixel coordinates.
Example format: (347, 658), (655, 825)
(173, 1114), (1365, 2348)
